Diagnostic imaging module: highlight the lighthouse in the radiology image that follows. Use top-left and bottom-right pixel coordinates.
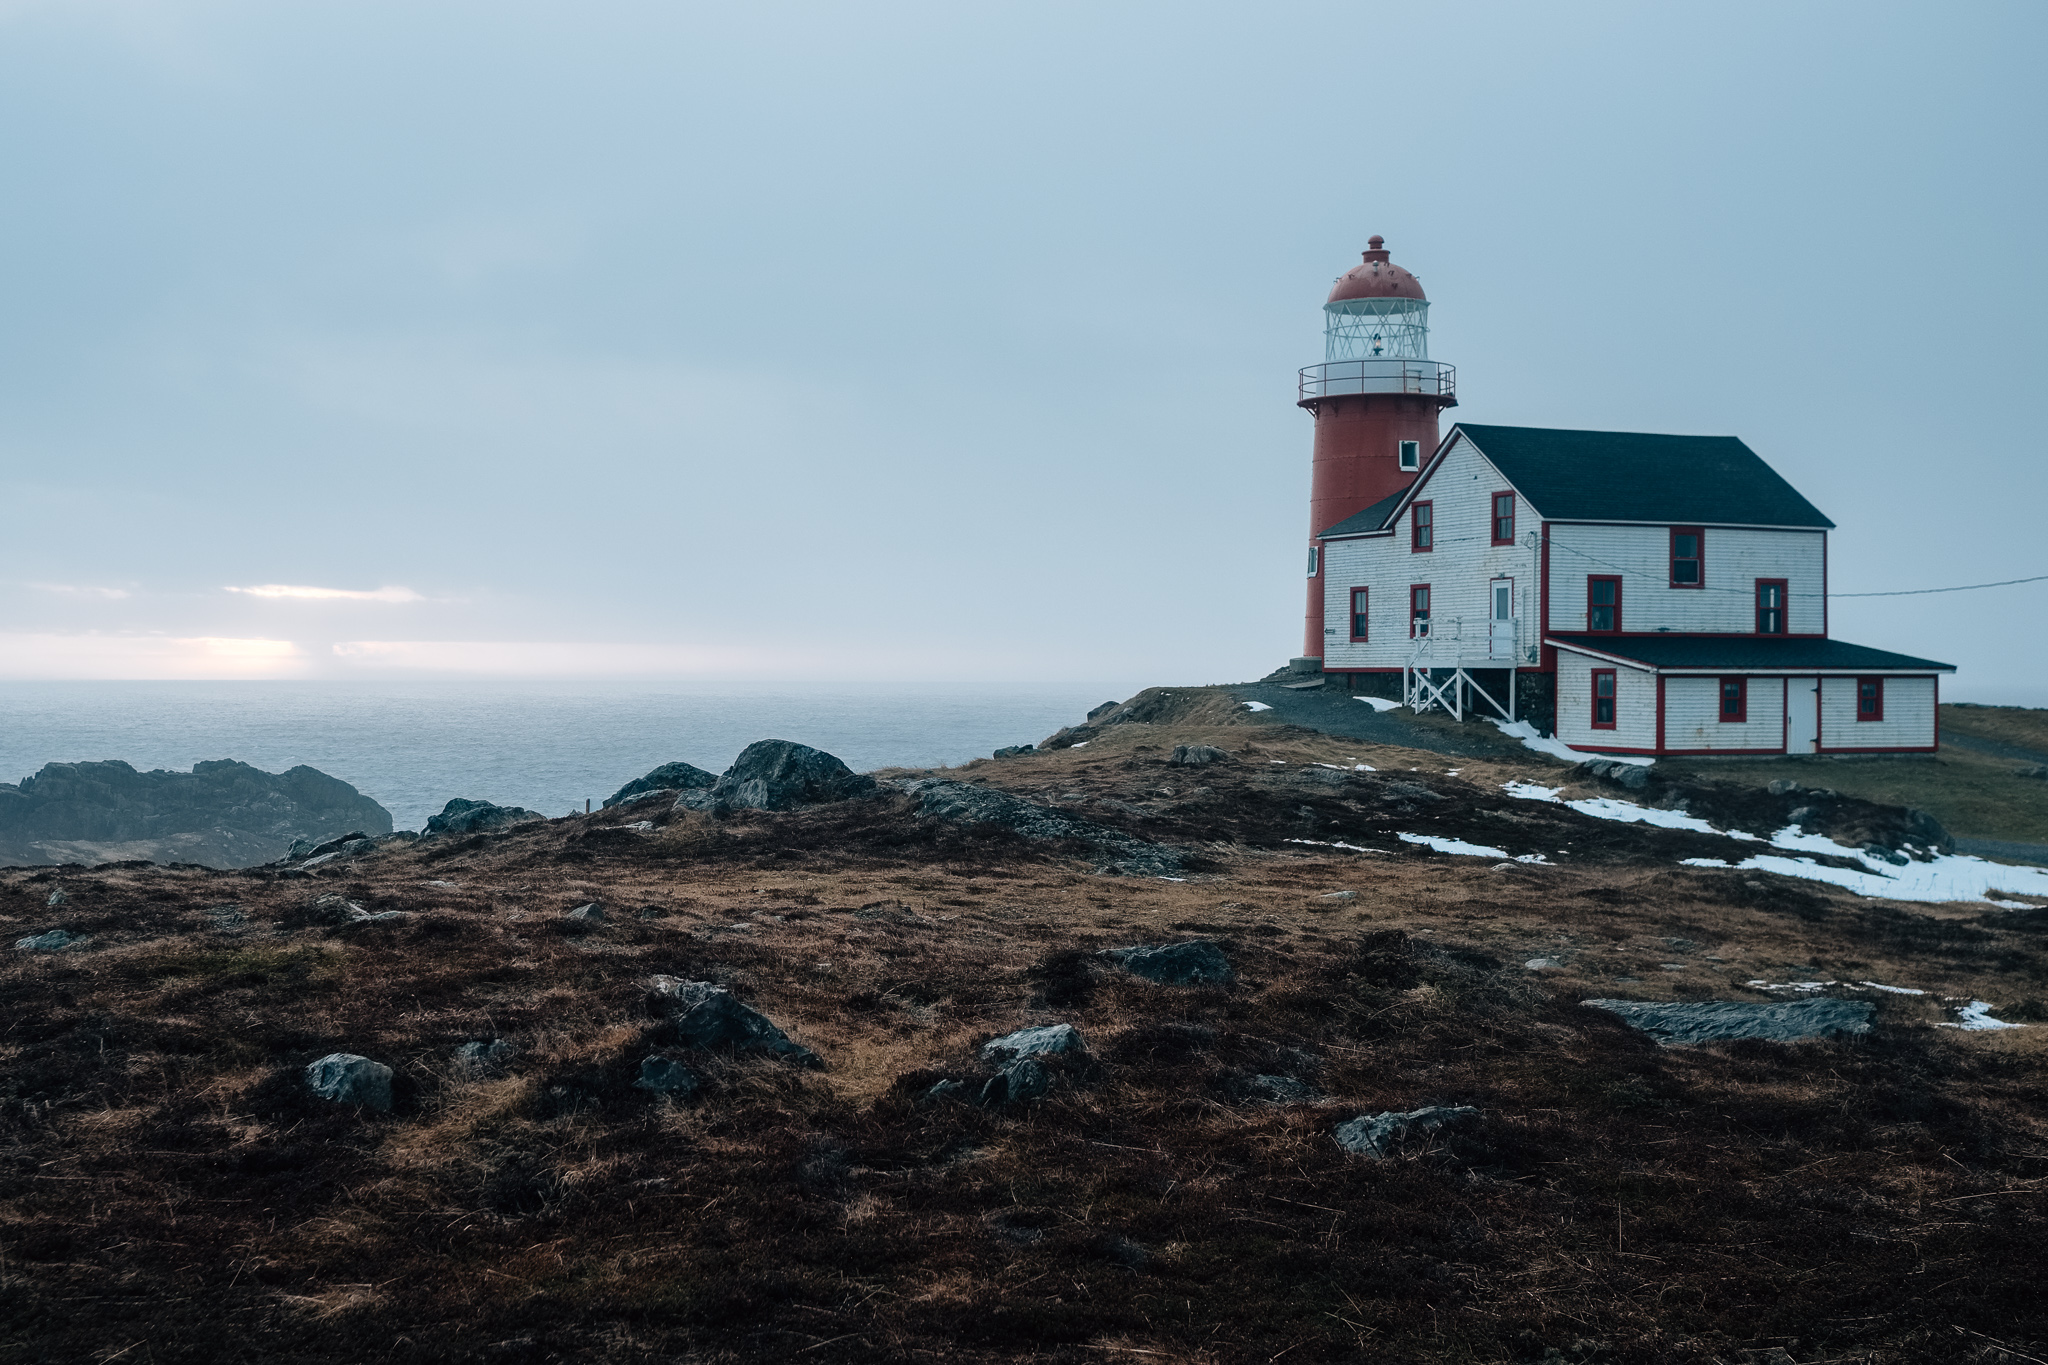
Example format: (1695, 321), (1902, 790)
(1296, 236), (1456, 665)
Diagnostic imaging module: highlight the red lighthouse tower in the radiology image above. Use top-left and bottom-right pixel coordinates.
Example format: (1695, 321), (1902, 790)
(1297, 236), (1456, 664)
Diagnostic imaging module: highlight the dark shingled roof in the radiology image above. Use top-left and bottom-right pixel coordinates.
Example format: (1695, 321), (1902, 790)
(1547, 635), (1952, 672)
(1317, 488), (1407, 539)
(1455, 424), (1835, 528)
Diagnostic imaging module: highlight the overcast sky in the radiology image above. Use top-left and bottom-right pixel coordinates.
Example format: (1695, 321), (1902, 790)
(1, 1), (2043, 698)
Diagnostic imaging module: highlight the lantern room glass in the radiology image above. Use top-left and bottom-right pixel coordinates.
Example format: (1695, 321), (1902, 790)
(1324, 297), (1431, 362)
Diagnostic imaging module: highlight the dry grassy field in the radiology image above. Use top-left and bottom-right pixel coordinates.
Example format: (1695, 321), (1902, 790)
(3, 718), (2045, 1364)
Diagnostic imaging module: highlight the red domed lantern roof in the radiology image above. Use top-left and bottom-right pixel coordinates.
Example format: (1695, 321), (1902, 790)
(1326, 235), (1426, 304)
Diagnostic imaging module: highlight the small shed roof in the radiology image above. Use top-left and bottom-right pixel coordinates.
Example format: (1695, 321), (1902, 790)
(1547, 635), (1953, 673)
(1317, 489), (1408, 539)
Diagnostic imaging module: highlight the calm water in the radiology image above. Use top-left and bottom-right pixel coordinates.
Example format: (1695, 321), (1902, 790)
(0, 681), (1137, 830)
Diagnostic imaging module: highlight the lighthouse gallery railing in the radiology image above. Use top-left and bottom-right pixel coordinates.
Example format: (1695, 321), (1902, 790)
(1298, 359), (1456, 403)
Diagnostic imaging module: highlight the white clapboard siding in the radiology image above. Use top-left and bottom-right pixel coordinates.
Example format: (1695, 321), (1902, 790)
(1663, 675), (1786, 752)
(1554, 649), (1656, 751)
(1820, 675), (1936, 750)
(1546, 525), (1825, 635)
(1320, 433), (1542, 670)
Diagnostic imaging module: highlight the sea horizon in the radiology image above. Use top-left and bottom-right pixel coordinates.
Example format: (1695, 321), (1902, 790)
(0, 678), (1167, 831)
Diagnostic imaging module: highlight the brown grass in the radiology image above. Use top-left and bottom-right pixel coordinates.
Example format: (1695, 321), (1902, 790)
(2, 721), (2045, 1363)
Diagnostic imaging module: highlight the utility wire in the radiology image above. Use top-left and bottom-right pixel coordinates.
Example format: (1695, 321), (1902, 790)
(1828, 574), (2048, 599)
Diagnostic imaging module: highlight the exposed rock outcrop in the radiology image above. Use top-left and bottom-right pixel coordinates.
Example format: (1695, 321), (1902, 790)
(901, 779), (1186, 877)
(677, 740), (878, 813)
(603, 761), (718, 808)
(1584, 998), (1875, 1045)
(647, 977), (821, 1067)
(423, 799), (544, 838)
(1100, 940), (1234, 986)
(305, 1053), (393, 1112)
(1334, 1105), (1481, 1158)
(0, 759), (392, 870)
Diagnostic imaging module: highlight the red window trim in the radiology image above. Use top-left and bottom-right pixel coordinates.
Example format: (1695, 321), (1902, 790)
(1587, 575), (1622, 634)
(1411, 501), (1433, 552)
(1590, 668), (1617, 730)
(1718, 676), (1747, 723)
(1348, 586), (1370, 643)
(1490, 491), (1516, 546)
(1755, 577), (1788, 635)
(1670, 526), (1704, 589)
(1409, 583), (1430, 638)
(1856, 676), (1885, 722)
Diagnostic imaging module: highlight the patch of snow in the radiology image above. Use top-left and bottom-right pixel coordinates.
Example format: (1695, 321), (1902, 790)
(1939, 1001), (2025, 1031)
(1564, 796), (1722, 835)
(1157, 877), (1187, 882)
(1861, 981), (1927, 995)
(1746, 979), (1839, 993)
(1487, 718), (1655, 767)
(1503, 781), (1562, 803)
(1445, 769), (1461, 775)
(1398, 832), (1550, 863)
(1354, 764), (1376, 772)
(1286, 838), (1386, 855)
(1270, 760), (1286, 764)
(1988, 898), (2036, 909)
(1315, 763), (1348, 770)
(1354, 697), (1401, 712)
(1071, 741), (1088, 748)
(1242, 701), (1272, 712)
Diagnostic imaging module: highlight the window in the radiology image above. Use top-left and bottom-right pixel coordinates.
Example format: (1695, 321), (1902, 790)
(1411, 501), (1433, 552)
(1587, 576), (1621, 633)
(1399, 440), (1420, 471)
(1591, 669), (1617, 729)
(1349, 587), (1370, 642)
(1857, 677), (1884, 722)
(1756, 579), (1787, 635)
(1670, 527), (1704, 587)
(1719, 677), (1747, 723)
(1491, 492), (1516, 546)
(1306, 546), (1320, 578)
(1410, 584), (1430, 637)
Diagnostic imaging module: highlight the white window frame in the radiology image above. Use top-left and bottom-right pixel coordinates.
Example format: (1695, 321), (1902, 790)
(1399, 440), (1420, 471)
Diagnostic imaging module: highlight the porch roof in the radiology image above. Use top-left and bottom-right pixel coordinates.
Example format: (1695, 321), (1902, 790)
(1546, 635), (1954, 673)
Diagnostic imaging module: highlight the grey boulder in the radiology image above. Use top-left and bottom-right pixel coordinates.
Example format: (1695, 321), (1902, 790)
(305, 1053), (394, 1112)
(632, 1055), (702, 1096)
(981, 1023), (1088, 1065)
(679, 740), (877, 813)
(1169, 744), (1231, 767)
(45, 888), (69, 907)
(1334, 1105), (1480, 1158)
(1574, 759), (1651, 791)
(604, 761), (718, 809)
(1239, 1074), (1321, 1105)
(563, 902), (605, 925)
(14, 929), (73, 952)
(647, 977), (821, 1067)
(979, 1057), (1048, 1106)
(1584, 998), (1875, 1045)
(424, 798), (544, 837)
(993, 744), (1036, 759)
(1100, 940), (1234, 986)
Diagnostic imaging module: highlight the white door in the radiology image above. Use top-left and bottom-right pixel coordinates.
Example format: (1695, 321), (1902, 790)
(1488, 579), (1515, 660)
(1786, 677), (1820, 753)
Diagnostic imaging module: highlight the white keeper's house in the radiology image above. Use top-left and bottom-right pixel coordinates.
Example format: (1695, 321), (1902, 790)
(1294, 238), (1953, 757)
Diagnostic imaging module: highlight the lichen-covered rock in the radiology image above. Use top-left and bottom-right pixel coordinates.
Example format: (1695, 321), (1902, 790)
(681, 740), (877, 814)
(901, 779), (1185, 877)
(305, 1053), (394, 1112)
(978, 1058), (1048, 1106)
(423, 799), (544, 838)
(1100, 941), (1234, 986)
(1169, 744), (1231, 767)
(1584, 998), (1874, 1046)
(632, 1056), (702, 1096)
(563, 902), (604, 925)
(980, 1023), (1087, 1065)
(646, 977), (821, 1067)
(14, 929), (73, 952)
(1334, 1105), (1480, 1158)
(603, 761), (717, 809)
(1238, 1074), (1321, 1105)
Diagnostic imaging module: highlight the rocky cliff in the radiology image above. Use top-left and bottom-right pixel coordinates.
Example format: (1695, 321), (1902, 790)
(0, 759), (392, 869)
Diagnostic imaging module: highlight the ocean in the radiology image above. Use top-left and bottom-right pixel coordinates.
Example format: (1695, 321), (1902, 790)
(0, 680), (1142, 831)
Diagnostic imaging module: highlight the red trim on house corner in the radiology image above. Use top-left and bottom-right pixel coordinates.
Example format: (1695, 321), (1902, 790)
(1821, 531), (1829, 639)
(1540, 522), (1553, 672)
(1655, 675), (1666, 751)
